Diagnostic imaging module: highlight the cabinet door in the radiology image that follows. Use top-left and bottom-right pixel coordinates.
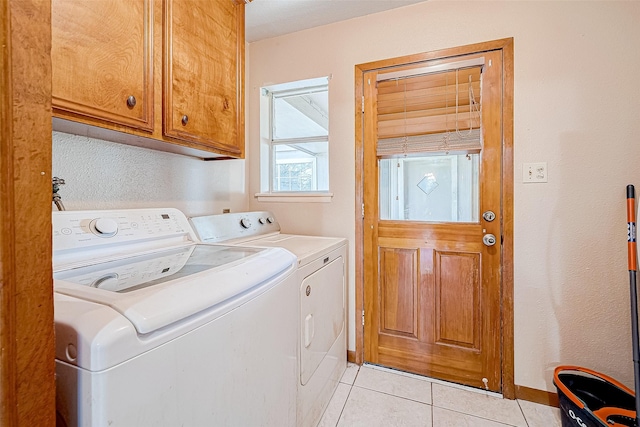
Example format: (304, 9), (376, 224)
(51, 0), (153, 131)
(164, 0), (245, 157)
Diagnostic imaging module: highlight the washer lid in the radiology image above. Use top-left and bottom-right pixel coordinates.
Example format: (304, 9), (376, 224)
(54, 244), (296, 334)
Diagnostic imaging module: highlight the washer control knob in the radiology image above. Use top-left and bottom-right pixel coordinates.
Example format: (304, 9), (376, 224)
(258, 218), (266, 225)
(93, 218), (118, 237)
(266, 217), (275, 224)
(240, 218), (252, 229)
(91, 273), (119, 290)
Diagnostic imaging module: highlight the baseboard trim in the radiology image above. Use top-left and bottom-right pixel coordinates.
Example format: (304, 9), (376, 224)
(515, 385), (559, 407)
(347, 350), (356, 364)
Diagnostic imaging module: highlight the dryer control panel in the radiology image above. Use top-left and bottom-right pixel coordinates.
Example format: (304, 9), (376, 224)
(190, 211), (281, 243)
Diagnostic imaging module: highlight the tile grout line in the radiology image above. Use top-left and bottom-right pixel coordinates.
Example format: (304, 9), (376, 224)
(363, 363), (503, 399)
(430, 381), (434, 427)
(434, 405), (520, 427)
(319, 383), (350, 427)
(363, 370), (519, 426)
(516, 399), (531, 427)
(350, 383), (432, 407)
(332, 385), (352, 427)
(348, 365), (526, 426)
(432, 386), (525, 426)
(352, 365), (529, 427)
(333, 367), (361, 426)
(353, 364), (434, 407)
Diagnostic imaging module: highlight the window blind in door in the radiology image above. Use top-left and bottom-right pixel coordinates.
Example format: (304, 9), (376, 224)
(376, 65), (482, 158)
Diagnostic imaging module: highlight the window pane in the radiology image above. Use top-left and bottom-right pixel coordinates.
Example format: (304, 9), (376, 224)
(379, 154), (479, 222)
(273, 90), (328, 140)
(273, 142), (329, 192)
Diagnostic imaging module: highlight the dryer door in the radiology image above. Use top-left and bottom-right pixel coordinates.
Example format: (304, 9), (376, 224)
(300, 257), (345, 385)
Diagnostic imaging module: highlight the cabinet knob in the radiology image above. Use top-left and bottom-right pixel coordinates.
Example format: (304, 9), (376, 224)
(223, 98), (229, 110)
(126, 95), (136, 108)
(181, 115), (189, 126)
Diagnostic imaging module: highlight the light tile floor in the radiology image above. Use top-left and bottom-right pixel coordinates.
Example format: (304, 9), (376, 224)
(318, 364), (562, 427)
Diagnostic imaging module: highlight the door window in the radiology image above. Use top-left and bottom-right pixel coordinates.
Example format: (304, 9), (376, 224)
(379, 154), (479, 222)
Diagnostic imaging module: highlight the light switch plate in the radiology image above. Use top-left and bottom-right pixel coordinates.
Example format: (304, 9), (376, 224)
(523, 162), (548, 183)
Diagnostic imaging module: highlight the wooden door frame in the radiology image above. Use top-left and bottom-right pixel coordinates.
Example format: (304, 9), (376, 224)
(1, 0), (56, 425)
(354, 38), (515, 398)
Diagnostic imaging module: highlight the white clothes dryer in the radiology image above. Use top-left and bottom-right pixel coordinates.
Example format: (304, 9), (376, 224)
(190, 211), (347, 427)
(53, 208), (298, 427)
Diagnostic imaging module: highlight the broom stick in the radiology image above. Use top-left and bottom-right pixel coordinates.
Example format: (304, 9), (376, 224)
(627, 184), (640, 426)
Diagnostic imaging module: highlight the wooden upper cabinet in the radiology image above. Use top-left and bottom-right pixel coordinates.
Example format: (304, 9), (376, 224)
(51, 0), (154, 131)
(50, 0), (245, 159)
(164, 0), (245, 157)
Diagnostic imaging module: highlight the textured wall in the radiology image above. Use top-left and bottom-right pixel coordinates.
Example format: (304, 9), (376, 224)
(247, 1), (640, 392)
(52, 132), (248, 216)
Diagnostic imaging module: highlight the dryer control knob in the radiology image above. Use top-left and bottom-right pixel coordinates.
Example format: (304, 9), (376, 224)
(266, 217), (275, 224)
(93, 218), (118, 237)
(240, 218), (252, 229)
(258, 218), (266, 225)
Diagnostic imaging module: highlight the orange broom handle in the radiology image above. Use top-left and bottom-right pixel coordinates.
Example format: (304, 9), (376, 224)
(627, 185), (640, 427)
(629, 186), (637, 271)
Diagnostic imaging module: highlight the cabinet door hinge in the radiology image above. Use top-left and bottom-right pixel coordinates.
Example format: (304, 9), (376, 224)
(361, 203), (365, 219)
(361, 96), (365, 113)
(362, 310), (365, 326)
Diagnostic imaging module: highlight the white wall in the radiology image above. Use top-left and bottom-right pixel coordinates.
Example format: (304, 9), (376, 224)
(247, 1), (640, 392)
(52, 132), (248, 216)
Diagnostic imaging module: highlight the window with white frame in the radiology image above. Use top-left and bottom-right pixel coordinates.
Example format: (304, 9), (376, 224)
(260, 77), (329, 194)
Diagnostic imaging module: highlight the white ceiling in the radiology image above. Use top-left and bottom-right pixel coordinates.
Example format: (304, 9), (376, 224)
(245, 0), (427, 43)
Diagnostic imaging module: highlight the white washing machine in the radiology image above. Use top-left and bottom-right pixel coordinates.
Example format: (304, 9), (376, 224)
(53, 208), (298, 427)
(190, 211), (347, 427)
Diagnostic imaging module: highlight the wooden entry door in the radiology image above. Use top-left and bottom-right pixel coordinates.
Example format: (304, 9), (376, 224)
(363, 49), (504, 392)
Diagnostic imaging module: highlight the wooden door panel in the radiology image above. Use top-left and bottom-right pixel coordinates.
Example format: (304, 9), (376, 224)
(51, 0), (153, 130)
(374, 244), (486, 386)
(379, 247), (418, 338)
(377, 339), (481, 371)
(434, 251), (480, 350)
(379, 221), (480, 247)
(376, 334), (484, 384)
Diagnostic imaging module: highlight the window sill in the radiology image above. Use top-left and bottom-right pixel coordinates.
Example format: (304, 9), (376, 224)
(254, 192), (334, 203)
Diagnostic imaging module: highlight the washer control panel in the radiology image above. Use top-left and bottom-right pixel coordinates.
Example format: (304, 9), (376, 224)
(53, 208), (194, 254)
